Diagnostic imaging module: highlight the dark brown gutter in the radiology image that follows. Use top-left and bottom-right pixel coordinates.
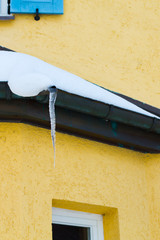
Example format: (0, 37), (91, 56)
(0, 82), (160, 153)
(0, 98), (160, 153)
(55, 90), (160, 134)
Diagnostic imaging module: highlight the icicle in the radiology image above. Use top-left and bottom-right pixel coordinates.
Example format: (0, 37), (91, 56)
(48, 86), (57, 168)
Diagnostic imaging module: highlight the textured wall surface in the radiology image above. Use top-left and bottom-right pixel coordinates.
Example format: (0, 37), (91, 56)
(145, 154), (160, 240)
(0, 0), (160, 107)
(0, 0), (160, 239)
(1, 123), (159, 240)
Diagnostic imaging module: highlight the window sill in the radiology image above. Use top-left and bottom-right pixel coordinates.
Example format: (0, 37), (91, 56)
(0, 15), (15, 20)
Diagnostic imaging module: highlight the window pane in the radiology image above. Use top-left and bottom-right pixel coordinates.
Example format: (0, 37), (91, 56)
(52, 223), (91, 240)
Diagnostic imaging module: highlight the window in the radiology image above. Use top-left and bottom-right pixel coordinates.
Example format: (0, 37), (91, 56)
(52, 207), (104, 240)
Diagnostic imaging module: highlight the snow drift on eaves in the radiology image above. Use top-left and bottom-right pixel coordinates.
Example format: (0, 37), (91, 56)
(0, 50), (159, 119)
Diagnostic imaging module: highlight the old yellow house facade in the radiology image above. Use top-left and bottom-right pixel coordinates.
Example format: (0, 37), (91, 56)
(0, 1), (160, 240)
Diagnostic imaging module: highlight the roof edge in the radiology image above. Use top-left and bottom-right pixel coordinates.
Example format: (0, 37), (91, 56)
(0, 82), (160, 153)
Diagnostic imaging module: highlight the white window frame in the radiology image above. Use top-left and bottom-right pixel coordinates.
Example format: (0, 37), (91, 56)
(52, 207), (104, 240)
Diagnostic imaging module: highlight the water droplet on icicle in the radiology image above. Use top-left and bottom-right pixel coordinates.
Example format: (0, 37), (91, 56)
(48, 86), (57, 168)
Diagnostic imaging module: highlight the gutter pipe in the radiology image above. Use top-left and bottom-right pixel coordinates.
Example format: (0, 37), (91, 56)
(0, 82), (160, 134)
(55, 89), (160, 134)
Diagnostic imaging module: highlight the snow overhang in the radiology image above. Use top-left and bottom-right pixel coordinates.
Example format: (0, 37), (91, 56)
(0, 81), (160, 153)
(0, 46), (160, 153)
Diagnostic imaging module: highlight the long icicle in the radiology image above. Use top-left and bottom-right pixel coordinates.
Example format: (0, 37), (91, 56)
(48, 86), (57, 168)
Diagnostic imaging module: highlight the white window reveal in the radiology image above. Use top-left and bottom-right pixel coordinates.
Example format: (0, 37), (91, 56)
(52, 207), (104, 240)
(0, 0), (14, 19)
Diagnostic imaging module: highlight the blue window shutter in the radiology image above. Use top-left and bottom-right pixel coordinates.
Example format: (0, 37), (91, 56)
(10, 0), (63, 14)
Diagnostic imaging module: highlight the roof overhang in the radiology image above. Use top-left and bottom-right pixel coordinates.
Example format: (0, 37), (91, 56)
(0, 45), (160, 153)
(0, 81), (160, 153)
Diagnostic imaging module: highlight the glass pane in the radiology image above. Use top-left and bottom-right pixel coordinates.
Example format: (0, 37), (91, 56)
(52, 223), (91, 240)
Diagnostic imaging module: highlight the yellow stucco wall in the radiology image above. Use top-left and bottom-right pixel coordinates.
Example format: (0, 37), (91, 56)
(0, 0), (160, 239)
(145, 154), (160, 240)
(0, 123), (159, 240)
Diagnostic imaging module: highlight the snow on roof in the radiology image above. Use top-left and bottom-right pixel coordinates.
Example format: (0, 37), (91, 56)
(0, 50), (159, 119)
